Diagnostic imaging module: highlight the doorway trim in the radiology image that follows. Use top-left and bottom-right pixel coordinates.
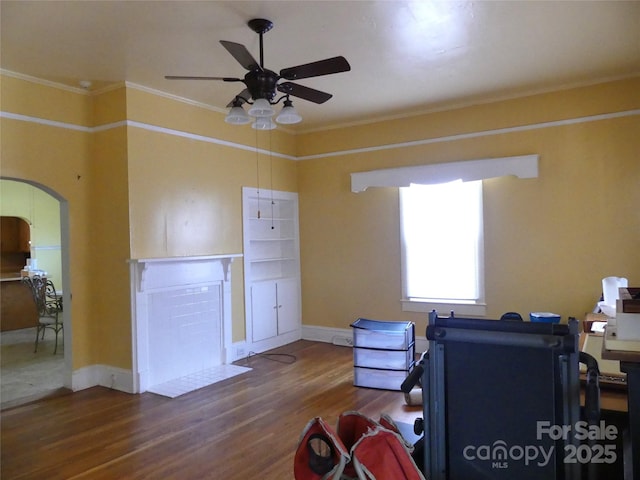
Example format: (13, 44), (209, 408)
(0, 177), (72, 391)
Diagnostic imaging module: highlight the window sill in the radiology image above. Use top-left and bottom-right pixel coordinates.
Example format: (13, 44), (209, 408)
(401, 299), (487, 317)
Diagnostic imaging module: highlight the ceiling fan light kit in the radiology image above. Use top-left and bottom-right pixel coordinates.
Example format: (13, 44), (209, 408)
(252, 116), (277, 131)
(275, 99), (302, 125)
(247, 98), (275, 117)
(224, 105), (251, 125)
(165, 18), (350, 129)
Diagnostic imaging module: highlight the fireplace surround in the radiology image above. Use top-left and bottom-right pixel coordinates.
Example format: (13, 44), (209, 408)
(129, 254), (241, 393)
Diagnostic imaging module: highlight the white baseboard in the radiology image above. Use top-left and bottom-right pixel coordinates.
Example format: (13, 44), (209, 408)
(301, 324), (428, 354)
(69, 328), (427, 396)
(71, 345), (257, 395)
(227, 341), (249, 363)
(301, 325), (353, 346)
(72, 364), (135, 394)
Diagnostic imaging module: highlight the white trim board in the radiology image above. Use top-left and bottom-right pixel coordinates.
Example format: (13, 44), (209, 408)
(300, 109), (640, 160)
(69, 329), (425, 396)
(2, 109), (638, 162)
(72, 364), (135, 393)
(351, 154), (538, 193)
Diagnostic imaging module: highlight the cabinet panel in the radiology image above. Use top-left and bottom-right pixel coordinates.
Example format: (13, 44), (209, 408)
(277, 278), (300, 335)
(1, 217), (18, 253)
(251, 281), (278, 342)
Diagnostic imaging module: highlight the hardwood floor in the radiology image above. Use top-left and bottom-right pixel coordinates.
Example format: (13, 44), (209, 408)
(1, 340), (421, 479)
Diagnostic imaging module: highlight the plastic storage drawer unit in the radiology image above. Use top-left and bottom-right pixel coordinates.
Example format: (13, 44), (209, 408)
(354, 366), (412, 391)
(353, 344), (415, 370)
(351, 318), (415, 391)
(351, 318), (415, 350)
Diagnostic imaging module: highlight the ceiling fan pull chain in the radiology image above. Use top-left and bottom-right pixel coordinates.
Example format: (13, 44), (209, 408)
(269, 130), (275, 230)
(256, 127), (261, 219)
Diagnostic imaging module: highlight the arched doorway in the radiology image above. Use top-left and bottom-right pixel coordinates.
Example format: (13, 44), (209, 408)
(0, 178), (71, 408)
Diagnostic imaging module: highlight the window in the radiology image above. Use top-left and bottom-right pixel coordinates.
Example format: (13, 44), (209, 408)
(400, 180), (485, 315)
(351, 154), (539, 316)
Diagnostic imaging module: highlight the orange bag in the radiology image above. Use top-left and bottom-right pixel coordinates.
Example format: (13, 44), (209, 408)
(351, 427), (425, 480)
(294, 417), (350, 480)
(294, 412), (424, 480)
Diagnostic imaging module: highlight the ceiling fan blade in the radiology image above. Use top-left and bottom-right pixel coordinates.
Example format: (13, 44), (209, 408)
(219, 40), (261, 71)
(277, 82), (332, 104)
(165, 75), (243, 82)
(226, 89), (251, 107)
(279, 56), (350, 80)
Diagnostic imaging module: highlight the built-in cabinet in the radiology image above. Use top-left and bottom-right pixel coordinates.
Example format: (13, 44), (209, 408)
(1, 216), (35, 331)
(1, 216), (31, 254)
(242, 188), (301, 353)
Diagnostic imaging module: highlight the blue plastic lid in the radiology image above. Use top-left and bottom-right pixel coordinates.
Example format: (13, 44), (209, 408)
(529, 312), (561, 323)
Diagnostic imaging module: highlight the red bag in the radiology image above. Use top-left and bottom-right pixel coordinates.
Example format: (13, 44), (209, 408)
(351, 427), (425, 480)
(294, 417), (350, 480)
(294, 412), (424, 480)
(337, 412), (381, 478)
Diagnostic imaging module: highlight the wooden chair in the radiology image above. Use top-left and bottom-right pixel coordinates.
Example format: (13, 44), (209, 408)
(21, 275), (63, 354)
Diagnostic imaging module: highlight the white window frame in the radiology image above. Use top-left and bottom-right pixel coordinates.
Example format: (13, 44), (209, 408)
(399, 180), (486, 316)
(350, 154), (539, 317)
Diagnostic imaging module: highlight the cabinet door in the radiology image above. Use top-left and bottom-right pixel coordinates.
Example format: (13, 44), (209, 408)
(276, 277), (300, 335)
(251, 282), (278, 342)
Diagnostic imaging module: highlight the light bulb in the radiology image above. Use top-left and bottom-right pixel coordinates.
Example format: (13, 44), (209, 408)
(248, 98), (275, 117)
(251, 116), (277, 130)
(225, 105), (251, 125)
(276, 100), (302, 124)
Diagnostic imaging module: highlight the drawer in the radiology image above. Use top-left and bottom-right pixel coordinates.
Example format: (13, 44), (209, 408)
(353, 366), (413, 391)
(351, 318), (415, 350)
(353, 345), (415, 370)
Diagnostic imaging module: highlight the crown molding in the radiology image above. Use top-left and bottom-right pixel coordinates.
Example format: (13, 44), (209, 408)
(4, 69), (635, 137)
(0, 69), (91, 95)
(297, 108), (640, 161)
(298, 72), (640, 135)
(123, 82), (298, 136)
(123, 81), (227, 114)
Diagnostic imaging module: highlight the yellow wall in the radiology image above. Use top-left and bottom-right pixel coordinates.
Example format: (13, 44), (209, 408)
(124, 87), (298, 343)
(89, 126), (132, 366)
(123, 86), (298, 260)
(0, 75), (91, 126)
(297, 77), (640, 335)
(0, 74), (298, 370)
(1, 85), (94, 368)
(297, 77), (640, 157)
(1, 72), (638, 376)
(0, 179), (62, 287)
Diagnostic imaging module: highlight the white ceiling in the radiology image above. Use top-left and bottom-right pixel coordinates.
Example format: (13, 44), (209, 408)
(1, 1), (639, 131)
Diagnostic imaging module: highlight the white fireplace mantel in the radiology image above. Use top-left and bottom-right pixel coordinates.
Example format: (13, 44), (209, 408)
(131, 254), (241, 290)
(129, 254), (242, 394)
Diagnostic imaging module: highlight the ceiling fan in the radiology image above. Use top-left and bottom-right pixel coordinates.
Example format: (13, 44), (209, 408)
(165, 18), (351, 126)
